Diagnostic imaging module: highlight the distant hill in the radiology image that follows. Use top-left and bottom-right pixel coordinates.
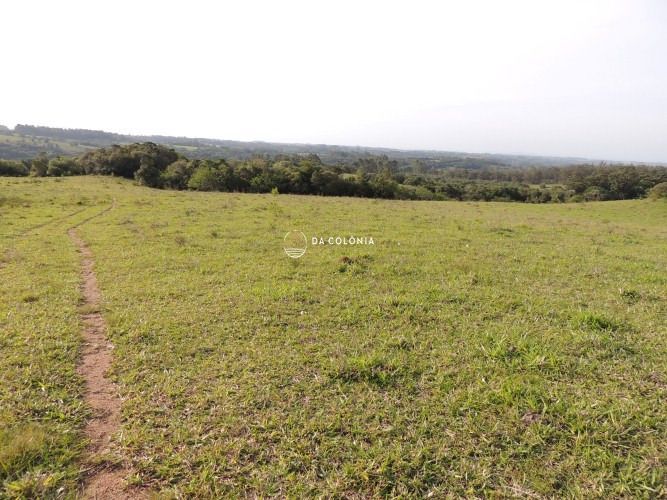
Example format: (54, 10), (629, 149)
(0, 123), (650, 168)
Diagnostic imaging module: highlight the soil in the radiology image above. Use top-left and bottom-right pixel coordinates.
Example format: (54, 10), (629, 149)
(69, 226), (145, 499)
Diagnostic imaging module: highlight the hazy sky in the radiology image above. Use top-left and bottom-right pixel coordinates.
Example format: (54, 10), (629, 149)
(3, 0), (666, 162)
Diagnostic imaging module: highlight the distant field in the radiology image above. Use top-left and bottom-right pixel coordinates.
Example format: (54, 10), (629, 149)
(1, 177), (666, 497)
(0, 133), (91, 158)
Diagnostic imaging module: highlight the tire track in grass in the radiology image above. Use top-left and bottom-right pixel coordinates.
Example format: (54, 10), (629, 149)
(68, 201), (145, 499)
(5, 206), (88, 239)
(0, 206), (89, 269)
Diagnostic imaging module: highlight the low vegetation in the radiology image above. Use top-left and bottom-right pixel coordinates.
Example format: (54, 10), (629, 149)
(649, 181), (667, 199)
(0, 185), (115, 497)
(1, 176), (665, 497)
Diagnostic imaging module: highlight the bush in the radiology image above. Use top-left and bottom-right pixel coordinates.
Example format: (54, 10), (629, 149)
(0, 159), (28, 176)
(583, 186), (610, 201)
(134, 158), (164, 188)
(30, 154), (48, 177)
(78, 142), (178, 178)
(648, 182), (667, 200)
(188, 165), (224, 191)
(161, 159), (196, 190)
(46, 157), (82, 176)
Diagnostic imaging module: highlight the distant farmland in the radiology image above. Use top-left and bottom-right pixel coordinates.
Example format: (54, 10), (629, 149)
(1, 177), (665, 497)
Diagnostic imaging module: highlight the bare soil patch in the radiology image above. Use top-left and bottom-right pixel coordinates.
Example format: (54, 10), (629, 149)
(69, 227), (144, 499)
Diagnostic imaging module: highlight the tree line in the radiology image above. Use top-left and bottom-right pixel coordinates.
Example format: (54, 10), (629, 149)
(1, 143), (666, 202)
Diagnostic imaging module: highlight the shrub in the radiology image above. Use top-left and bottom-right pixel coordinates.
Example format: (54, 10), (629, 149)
(161, 159), (196, 190)
(583, 186), (610, 201)
(188, 165), (224, 191)
(134, 158), (164, 188)
(648, 182), (667, 200)
(78, 142), (178, 178)
(0, 160), (28, 176)
(30, 154), (48, 177)
(46, 157), (82, 176)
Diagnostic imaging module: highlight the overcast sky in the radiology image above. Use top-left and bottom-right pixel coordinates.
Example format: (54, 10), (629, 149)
(3, 0), (666, 162)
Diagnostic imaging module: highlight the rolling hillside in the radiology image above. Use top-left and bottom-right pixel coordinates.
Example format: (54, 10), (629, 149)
(0, 124), (592, 168)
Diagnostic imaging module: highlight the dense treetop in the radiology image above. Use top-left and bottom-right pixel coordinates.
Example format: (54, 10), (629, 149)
(2, 142), (666, 203)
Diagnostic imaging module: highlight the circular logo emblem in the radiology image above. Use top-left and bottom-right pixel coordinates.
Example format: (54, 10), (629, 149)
(283, 230), (307, 259)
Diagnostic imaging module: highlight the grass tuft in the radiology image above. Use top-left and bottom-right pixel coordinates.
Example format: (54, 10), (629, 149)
(576, 312), (622, 332)
(330, 354), (420, 387)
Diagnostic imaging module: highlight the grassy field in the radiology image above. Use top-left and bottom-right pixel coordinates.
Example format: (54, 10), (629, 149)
(1, 176), (666, 498)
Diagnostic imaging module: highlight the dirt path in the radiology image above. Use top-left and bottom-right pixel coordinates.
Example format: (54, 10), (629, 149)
(68, 203), (144, 499)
